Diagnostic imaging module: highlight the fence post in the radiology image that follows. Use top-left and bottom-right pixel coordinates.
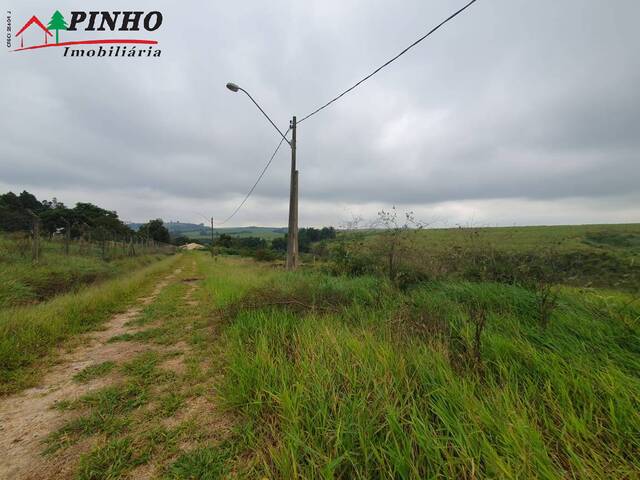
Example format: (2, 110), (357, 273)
(35, 222), (40, 260)
(31, 214), (40, 262)
(64, 219), (71, 256)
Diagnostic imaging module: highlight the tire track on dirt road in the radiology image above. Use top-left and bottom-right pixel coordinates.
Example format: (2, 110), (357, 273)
(0, 267), (182, 480)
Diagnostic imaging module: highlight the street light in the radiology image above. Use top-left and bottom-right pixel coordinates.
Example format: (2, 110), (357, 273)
(226, 82), (299, 270)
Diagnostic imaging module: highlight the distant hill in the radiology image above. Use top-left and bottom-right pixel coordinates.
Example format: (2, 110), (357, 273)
(127, 222), (287, 240)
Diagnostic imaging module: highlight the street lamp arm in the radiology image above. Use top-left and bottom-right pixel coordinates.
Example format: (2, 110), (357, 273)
(237, 87), (291, 146)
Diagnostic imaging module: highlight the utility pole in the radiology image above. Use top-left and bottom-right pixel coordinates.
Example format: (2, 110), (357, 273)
(286, 116), (299, 270)
(225, 82), (299, 270)
(211, 217), (219, 257)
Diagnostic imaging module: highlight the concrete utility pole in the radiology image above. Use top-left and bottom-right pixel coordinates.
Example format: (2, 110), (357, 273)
(286, 116), (299, 269)
(226, 82), (299, 270)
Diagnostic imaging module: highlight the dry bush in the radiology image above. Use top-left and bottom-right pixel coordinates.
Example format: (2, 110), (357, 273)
(448, 305), (487, 376)
(534, 282), (558, 329)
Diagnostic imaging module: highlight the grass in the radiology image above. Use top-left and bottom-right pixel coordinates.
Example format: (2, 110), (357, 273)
(44, 253), (638, 478)
(350, 223), (640, 255)
(4, 224), (640, 478)
(38, 255), (239, 478)
(335, 223), (640, 291)
(73, 361), (116, 383)
(165, 445), (233, 479)
(0, 234), (172, 308)
(0, 254), (180, 394)
(211, 259), (640, 478)
(76, 437), (141, 480)
(178, 226), (285, 241)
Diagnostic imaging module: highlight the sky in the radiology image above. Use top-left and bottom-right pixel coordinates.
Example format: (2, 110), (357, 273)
(1, 0), (639, 228)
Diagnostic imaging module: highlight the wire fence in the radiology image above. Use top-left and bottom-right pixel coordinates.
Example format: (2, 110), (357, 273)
(1, 224), (176, 262)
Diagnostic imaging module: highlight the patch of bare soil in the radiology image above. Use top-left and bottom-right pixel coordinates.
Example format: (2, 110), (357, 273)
(0, 269), (181, 480)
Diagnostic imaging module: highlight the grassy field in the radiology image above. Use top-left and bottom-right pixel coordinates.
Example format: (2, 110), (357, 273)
(212, 257), (639, 478)
(404, 223), (640, 253)
(0, 234), (172, 308)
(2, 224), (639, 478)
(163, 223), (286, 241)
(0, 254), (181, 394)
(335, 223), (640, 292)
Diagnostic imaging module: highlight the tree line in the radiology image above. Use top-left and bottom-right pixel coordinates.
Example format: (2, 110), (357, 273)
(174, 226), (337, 260)
(0, 190), (170, 243)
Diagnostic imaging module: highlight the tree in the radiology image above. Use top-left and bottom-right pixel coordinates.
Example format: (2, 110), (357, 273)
(216, 234), (233, 248)
(48, 10), (68, 44)
(0, 190), (49, 231)
(138, 219), (170, 243)
(73, 203), (131, 237)
(271, 236), (287, 252)
(40, 206), (72, 238)
(172, 235), (190, 246)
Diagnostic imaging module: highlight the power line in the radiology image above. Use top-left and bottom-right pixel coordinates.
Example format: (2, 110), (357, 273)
(219, 0), (479, 225)
(218, 128), (291, 225)
(297, 0), (479, 124)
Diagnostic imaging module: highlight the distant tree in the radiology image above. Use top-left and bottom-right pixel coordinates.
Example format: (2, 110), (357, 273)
(138, 219), (170, 243)
(271, 236), (287, 251)
(40, 206), (73, 238)
(0, 190), (49, 231)
(293, 227), (337, 253)
(18, 190), (47, 213)
(0, 191), (134, 239)
(216, 234), (233, 248)
(73, 202), (132, 237)
(47, 10), (68, 44)
(172, 235), (190, 246)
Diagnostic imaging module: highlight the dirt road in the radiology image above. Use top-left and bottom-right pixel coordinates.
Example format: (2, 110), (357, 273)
(0, 269), (181, 480)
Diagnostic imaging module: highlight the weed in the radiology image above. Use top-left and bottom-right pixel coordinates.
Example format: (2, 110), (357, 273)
(76, 437), (142, 480)
(159, 392), (185, 417)
(122, 351), (165, 383)
(534, 282), (558, 328)
(73, 361), (116, 383)
(216, 257), (640, 478)
(45, 413), (129, 454)
(76, 383), (149, 416)
(0, 255), (180, 394)
(165, 445), (231, 479)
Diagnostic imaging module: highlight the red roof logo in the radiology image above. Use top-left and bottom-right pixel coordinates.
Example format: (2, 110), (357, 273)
(15, 16), (53, 48)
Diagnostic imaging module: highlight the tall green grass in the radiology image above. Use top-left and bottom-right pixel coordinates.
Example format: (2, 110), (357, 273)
(0, 233), (170, 308)
(0, 254), (182, 394)
(216, 264), (640, 478)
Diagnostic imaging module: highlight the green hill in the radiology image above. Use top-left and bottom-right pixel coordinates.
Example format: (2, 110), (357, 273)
(128, 222), (287, 240)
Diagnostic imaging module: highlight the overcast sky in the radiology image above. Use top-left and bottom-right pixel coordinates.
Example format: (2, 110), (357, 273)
(1, 0), (639, 227)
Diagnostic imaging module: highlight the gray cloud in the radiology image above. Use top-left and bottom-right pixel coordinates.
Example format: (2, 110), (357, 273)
(1, 0), (639, 226)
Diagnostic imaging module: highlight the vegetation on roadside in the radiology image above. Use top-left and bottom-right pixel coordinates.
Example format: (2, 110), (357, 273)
(0, 255), (180, 394)
(329, 220), (640, 292)
(215, 257), (640, 478)
(0, 234), (169, 308)
(41, 257), (239, 479)
(3, 222), (640, 478)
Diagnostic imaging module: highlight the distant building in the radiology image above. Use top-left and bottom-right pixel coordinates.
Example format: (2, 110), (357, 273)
(179, 243), (205, 251)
